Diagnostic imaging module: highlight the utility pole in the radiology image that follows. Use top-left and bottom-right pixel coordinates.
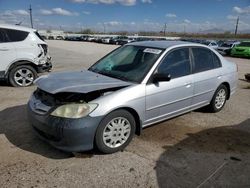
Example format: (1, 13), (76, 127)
(29, 4), (33, 28)
(163, 23), (167, 36)
(234, 16), (239, 36)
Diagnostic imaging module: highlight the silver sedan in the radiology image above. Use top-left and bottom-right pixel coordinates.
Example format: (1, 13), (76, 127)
(28, 41), (238, 154)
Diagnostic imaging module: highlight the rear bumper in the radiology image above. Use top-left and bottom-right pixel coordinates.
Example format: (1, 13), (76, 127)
(27, 101), (103, 152)
(37, 57), (52, 73)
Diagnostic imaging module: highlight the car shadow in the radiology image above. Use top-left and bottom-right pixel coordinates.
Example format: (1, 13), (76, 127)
(0, 105), (74, 159)
(0, 80), (9, 87)
(156, 118), (250, 187)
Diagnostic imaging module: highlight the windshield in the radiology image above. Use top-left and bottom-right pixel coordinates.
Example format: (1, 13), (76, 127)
(238, 42), (250, 47)
(89, 45), (163, 83)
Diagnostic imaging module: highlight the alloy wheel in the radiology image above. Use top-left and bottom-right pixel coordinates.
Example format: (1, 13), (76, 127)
(14, 68), (34, 86)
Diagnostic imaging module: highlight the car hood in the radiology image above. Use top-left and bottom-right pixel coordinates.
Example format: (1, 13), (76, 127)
(34, 70), (133, 94)
(234, 46), (250, 50)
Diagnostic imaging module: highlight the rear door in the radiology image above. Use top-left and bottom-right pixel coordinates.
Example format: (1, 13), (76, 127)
(4, 29), (31, 61)
(0, 28), (16, 74)
(145, 47), (194, 125)
(191, 47), (222, 108)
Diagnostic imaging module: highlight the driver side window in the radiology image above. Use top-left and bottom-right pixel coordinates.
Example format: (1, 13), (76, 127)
(158, 48), (191, 79)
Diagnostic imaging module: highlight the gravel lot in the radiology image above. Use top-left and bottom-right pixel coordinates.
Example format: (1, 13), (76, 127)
(0, 40), (250, 188)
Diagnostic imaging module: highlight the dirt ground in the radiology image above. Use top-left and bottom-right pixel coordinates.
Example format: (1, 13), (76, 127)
(0, 40), (250, 188)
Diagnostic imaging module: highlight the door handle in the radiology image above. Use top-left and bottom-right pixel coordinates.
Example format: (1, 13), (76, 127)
(217, 75), (222, 79)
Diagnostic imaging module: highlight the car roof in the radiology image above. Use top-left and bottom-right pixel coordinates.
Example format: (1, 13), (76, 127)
(0, 24), (36, 32)
(128, 40), (206, 49)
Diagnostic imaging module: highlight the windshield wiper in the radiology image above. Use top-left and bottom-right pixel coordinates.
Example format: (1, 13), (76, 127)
(112, 74), (132, 82)
(96, 70), (132, 82)
(96, 70), (113, 77)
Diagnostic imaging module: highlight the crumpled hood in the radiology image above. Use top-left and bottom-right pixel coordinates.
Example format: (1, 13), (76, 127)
(35, 70), (132, 94)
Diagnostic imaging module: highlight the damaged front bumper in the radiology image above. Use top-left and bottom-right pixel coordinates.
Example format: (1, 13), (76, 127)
(27, 94), (103, 152)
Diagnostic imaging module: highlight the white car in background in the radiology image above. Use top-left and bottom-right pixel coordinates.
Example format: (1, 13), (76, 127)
(0, 24), (52, 87)
(202, 40), (219, 50)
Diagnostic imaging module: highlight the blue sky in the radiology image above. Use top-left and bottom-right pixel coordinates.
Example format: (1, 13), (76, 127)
(0, 0), (250, 33)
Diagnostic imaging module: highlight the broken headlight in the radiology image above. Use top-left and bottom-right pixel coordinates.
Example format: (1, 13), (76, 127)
(51, 103), (98, 119)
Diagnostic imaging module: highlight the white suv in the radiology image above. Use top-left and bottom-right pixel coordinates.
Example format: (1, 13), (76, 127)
(0, 24), (52, 87)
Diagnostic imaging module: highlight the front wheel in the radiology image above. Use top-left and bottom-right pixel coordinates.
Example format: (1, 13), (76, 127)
(95, 110), (136, 154)
(207, 85), (228, 112)
(9, 65), (37, 87)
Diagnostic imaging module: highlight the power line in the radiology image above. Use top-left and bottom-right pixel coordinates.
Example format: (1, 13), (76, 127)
(29, 4), (33, 28)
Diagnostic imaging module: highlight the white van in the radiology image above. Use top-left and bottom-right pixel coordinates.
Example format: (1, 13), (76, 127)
(0, 24), (52, 87)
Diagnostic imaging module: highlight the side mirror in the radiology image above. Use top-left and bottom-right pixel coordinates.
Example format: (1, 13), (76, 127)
(153, 73), (171, 83)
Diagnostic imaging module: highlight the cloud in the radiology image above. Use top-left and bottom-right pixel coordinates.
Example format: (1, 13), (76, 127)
(184, 19), (191, 24)
(82, 11), (91, 15)
(1, 9), (29, 17)
(40, 9), (53, 15)
(70, 0), (86, 2)
(227, 15), (238, 20)
(69, 0), (136, 6)
(141, 0), (152, 3)
(0, 10), (29, 26)
(97, 20), (162, 32)
(13, 10), (29, 16)
(233, 6), (250, 14)
(166, 13), (176, 18)
(115, 0), (136, 6)
(103, 21), (122, 26)
(40, 8), (79, 16)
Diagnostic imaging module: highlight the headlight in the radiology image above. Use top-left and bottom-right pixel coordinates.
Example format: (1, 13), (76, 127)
(51, 103), (98, 119)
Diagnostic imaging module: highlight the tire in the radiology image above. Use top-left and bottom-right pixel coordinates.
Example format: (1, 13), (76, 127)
(95, 110), (136, 154)
(207, 85), (228, 113)
(9, 65), (37, 87)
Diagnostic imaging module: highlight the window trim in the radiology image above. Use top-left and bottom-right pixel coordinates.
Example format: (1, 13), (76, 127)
(0, 28), (9, 43)
(147, 46), (193, 84)
(3, 28), (29, 43)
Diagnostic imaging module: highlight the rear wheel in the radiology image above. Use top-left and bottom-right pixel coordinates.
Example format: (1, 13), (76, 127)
(9, 65), (37, 87)
(207, 85), (228, 112)
(95, 110), (135, 154)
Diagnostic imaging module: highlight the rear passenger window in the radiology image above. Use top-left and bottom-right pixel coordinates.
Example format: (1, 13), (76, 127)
(4, 29), (29, 42)
(212, 52), (221, 68)
(192, 48), (215, 73)
(0, 29), (7, 43)
(158, 48), (191, 79)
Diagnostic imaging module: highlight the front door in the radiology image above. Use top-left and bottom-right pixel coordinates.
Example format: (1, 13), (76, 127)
(144, 47), (194, 126)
